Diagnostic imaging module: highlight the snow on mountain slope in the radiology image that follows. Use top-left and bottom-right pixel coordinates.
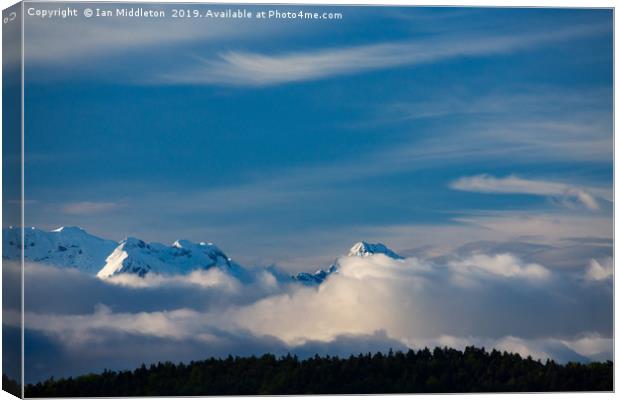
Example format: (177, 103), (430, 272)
(348, 241), (404, 259)
(96, 237), (247, 280)
(2, 226), (118, 275)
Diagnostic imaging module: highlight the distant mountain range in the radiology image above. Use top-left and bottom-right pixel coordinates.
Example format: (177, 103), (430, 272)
(3, 226), (403, 285)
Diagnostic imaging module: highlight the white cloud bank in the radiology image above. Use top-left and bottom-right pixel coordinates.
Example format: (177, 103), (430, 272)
(11, 245), (612, 383)
(450, 174), (605, 211)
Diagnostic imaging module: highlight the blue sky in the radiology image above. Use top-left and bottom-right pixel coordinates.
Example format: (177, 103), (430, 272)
(23, 5), (612, 271)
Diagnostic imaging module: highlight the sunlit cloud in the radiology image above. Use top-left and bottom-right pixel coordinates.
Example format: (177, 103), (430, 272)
(447, 253), (550, 287)
(12, 238), (611, 383)
(584, 258), (613, 281)
(105, 268), (243, 290)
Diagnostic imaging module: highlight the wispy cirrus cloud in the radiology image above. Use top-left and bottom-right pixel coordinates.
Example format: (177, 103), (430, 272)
(24, 5), (274, 65)
(62, 201), (123, 215)
(156, 24), (608, 86)
(452, 212), (612, 245)
(450, 174), (606, 211)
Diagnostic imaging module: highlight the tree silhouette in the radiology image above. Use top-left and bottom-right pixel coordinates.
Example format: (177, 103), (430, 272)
(23, 347), (612, 397)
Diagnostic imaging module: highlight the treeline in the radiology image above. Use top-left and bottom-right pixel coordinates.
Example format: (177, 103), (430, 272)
(24, 347), (612, 396)
(2, 374), (20, 398)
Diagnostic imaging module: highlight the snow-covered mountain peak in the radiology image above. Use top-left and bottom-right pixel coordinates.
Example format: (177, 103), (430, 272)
(291, 241), (402, 286)
(348, 241), (404, 259)
(97, 237), (238, 279)
(172, 239), (188, 248)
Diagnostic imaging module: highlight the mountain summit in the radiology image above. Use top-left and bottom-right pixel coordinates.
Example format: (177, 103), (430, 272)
(96, 237), (241, 279)
(348, 241), (403, 259)
(293, 241), (404, 286)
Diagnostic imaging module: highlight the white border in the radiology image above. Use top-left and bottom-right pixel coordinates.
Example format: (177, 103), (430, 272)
(0, 1), (616, 400)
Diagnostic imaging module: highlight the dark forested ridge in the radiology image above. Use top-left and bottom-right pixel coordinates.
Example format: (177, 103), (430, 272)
(2, 374), (20, 398)
(23, 347), (612, 397)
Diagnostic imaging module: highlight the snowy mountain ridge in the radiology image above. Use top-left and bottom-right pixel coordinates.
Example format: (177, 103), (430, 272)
(96, 236), (244, 279)
(3, 226), (118, 275)
(3, 227), (403, 285)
